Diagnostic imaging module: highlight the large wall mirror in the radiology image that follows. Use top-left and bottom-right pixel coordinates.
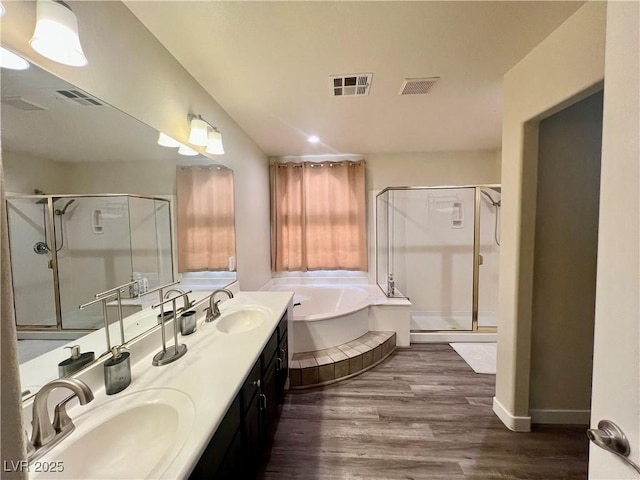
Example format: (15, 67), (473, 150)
(1, 58), (237, 400)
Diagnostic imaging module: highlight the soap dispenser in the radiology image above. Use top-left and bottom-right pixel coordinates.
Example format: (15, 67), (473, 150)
(104, 346), (131, 395)
(58, 345), (95, 377)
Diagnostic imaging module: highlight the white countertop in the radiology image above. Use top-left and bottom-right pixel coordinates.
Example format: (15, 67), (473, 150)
(26, 291), (293, 479)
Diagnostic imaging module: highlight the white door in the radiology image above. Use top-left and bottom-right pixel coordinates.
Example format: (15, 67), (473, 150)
(588, 2), (639, 478)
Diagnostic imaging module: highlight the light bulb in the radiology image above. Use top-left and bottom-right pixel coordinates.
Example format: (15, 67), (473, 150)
(29, 0), (88, 67)
(0, 47), (30, 70)
(157, 132), (181, 148)
(188, 116), (209, 146)
(178, 144), (199, 156)
(205, 129), (225, 155)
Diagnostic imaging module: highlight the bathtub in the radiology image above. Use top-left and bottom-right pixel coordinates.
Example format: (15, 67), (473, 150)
(264, 284), (374, 353)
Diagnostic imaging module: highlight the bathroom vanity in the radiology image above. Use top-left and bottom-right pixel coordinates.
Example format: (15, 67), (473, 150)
(23, 291), (293, 479)
(190, 308), (289, 479)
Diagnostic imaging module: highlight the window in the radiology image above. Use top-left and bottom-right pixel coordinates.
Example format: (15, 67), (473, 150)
(176, 166), (235, 272)
(273, 160), (367, 271)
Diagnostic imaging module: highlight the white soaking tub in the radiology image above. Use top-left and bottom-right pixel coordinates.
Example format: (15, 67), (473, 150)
(264, 284), (373, 353)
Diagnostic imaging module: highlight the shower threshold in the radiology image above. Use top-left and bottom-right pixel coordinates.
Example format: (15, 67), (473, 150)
(411, 331), (497, 344)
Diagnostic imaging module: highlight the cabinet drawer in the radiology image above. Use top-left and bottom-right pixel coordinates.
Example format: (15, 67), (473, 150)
(241, 359), (261, 414)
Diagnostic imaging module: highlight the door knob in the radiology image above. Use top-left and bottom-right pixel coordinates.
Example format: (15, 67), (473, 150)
(587, 420), (640, 474)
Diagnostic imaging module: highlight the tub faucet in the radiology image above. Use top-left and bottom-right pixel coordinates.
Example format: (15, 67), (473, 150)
(205, 289), (234, 322)
(164, 288), (192, 313)
(29, 378), (94, 460)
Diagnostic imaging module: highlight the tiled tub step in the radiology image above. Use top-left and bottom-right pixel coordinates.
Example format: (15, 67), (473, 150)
(289, 331), (396, 389)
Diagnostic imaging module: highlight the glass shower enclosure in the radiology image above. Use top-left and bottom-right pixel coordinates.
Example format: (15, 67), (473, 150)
(376, 186), (501, 332)
(6, 194), (174, 333)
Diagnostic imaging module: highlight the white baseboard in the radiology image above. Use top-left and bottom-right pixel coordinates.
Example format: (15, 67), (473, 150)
(492, 396), (531, 432)
(530, 409), (590, 425)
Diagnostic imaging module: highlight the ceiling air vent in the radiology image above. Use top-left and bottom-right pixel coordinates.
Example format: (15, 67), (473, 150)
(330, 73), (373, 97)
(1, 96), (46, 111)
(55, 89), (103, 107)
(399, 77), (440, 95)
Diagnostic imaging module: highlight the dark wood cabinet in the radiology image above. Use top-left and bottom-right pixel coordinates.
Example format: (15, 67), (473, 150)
(190, 311), (289, 480)
(189, 396), (241, 479)
(261, 352), (278, 443)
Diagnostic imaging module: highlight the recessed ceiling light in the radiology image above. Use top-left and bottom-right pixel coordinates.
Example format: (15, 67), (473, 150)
(308, 135), (319, 143)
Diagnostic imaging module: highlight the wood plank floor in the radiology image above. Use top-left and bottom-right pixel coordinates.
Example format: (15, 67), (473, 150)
(259, 344), (588, 479)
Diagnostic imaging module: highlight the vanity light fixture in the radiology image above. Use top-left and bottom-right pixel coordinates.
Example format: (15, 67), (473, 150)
(189, 114), (225, 155)
(188, 115), (209, 146)
(29, 0), (88, 67)
(0, 47), (30, 70)
(157, 132), (181, 148)
(178, 144), (199, 156)
(205, 128), (225, 155)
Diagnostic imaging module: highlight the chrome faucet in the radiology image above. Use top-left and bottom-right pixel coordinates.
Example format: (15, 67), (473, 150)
(205, 289), (234, 322)
(29, 378), (94, 460)
(164, 288), (192, 313)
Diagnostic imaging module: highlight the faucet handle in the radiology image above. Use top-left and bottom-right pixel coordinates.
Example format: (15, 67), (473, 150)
(52, 394), (77, 436)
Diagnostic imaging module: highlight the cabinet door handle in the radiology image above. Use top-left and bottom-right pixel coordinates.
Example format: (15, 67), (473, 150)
(276, 357), (282, 371)
(259, 393), (267, 411)
(280, 348), (287, 367)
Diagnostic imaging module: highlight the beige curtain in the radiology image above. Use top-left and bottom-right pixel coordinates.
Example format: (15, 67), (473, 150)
(176, 166), (236, 272)
(274, 160), (367, 271)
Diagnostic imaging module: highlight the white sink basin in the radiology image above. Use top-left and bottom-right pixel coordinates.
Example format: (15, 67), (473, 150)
(215, 306), (270, 334)
(31, 388), (194, 479)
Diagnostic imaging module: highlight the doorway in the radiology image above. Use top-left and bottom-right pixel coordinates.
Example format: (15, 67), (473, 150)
(529, 90), (604, 424)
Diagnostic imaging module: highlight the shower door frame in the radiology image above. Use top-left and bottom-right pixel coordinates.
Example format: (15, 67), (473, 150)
(5, 193), (175, 333)
(375, 184), (501, 333)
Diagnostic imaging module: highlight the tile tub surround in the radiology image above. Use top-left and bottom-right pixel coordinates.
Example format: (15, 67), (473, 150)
(21, 291), (293, 480)
(289, 332), (396, 389)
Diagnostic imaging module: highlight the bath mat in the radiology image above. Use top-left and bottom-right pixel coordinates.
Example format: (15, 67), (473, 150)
(450, 343), (497, 374)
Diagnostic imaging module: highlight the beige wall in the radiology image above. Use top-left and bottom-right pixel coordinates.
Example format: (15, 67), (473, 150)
(589, 2), (639, 477)
(1, 1), (272, 291)
(4, 151), (71, 194)
(366, 150), (500, 191)
(1, 1), (272, 464)
(494, 1), (606, 431)
(529, 91), (602, 418)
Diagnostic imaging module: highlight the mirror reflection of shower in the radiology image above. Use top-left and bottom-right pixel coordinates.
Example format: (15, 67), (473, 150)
(481, 189), (501, 246)
(32, 190), (76, 255)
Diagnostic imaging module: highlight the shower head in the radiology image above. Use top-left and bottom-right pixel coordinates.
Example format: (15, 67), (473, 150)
(481, 190), (501, 207)
(55, 199), (76, 215)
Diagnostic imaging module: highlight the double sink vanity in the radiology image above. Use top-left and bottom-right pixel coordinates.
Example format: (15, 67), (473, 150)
(22, 289), (293, 479)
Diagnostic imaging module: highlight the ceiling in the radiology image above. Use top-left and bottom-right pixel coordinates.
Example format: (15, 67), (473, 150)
(1, 62), (216, 164)
(124, 1), (583, 157)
